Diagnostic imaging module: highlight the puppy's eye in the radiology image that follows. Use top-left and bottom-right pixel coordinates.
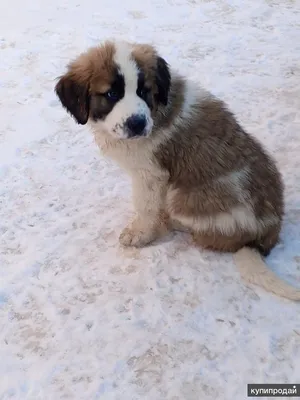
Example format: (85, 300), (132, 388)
(138, 87), (149, 98)
(140, 88), (147, 97)
(105, 90), (119, 101)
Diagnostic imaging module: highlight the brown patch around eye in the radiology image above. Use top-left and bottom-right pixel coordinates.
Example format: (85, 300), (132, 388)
(90, 72), (125, 121)
(131, 43), (170, 109)
(91, 83), (111, 94)
(90, 94), (112, 121)
(55, 41), (117, 124)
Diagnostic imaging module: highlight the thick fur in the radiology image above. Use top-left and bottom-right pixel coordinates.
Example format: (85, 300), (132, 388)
(55, 40), (300, 301)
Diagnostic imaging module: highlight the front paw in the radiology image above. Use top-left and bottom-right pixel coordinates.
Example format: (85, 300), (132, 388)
(119, 224), (155, 248)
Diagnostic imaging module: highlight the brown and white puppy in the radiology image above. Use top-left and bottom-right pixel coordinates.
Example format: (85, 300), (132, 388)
(55, 40), (300, 301)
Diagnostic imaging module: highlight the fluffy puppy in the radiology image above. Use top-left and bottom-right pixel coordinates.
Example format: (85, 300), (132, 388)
(55, 40), (300, 301)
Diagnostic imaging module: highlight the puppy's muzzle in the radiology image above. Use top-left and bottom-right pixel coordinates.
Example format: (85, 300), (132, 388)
(125, 114), (147, 138)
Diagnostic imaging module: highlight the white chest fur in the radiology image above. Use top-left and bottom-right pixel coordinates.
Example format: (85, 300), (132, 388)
(91, 125), (168, 180)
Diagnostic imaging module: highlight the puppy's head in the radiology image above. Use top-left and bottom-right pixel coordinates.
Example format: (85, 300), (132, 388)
(55, 41), (171, 139)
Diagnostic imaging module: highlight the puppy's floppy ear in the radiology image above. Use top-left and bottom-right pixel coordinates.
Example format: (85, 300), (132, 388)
(55, 73), (90, 125)
(155, 56), (171, 106)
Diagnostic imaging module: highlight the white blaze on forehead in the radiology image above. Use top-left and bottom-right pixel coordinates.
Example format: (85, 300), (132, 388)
(113, 41), (139, 91)
(93, 41), (153, 139)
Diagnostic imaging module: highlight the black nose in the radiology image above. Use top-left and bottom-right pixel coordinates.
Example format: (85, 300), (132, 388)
(126, 115), (146, 137)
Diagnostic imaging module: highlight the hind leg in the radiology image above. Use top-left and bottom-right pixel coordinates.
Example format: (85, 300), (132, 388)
(247, 224), (281, 257)
(193, 231), (255, 253)
(193, 224), (281, 256)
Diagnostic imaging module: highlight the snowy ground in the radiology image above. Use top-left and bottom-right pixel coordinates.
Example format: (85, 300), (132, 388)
(1, 0), (300, 399)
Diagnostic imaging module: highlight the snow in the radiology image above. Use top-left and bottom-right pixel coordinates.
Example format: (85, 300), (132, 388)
(1, 0), (300, 398)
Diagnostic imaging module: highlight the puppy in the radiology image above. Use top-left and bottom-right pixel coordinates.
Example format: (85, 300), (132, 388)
(55, 40), (300, 301)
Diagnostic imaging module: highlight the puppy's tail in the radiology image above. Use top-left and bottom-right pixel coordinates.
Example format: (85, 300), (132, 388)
(234, 247), (300, 301)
